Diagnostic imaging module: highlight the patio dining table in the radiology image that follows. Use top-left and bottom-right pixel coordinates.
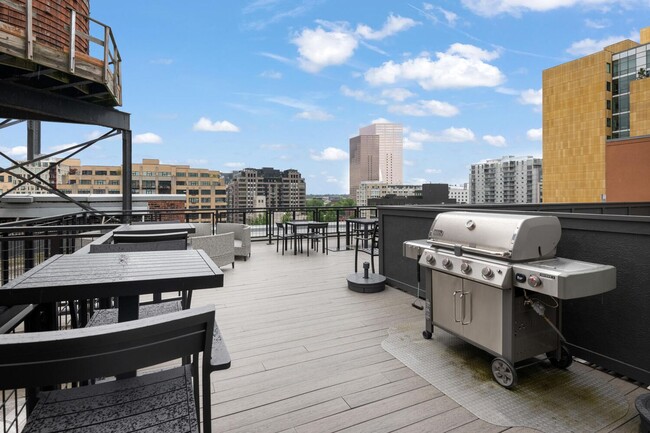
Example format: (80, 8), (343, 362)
(285, 221), (318, 255)
(345, 217), (378, 250)
(0, 249), (223, 323)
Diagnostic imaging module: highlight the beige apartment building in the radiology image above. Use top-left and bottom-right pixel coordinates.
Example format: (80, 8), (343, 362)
(58, 158), (227, 212)
(542, 26), (650, 203)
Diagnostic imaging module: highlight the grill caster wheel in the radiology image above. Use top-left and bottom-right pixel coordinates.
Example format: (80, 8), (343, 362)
(547, 344), (573, 369)
(422, 330), (432, 339)
(491, 357), (518, 389)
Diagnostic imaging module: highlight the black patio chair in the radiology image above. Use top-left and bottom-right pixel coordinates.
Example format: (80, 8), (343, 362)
(302, 222), (329, 256)
(275, 222), (293, 255)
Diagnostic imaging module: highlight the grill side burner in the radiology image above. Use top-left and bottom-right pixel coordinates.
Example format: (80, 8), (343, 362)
(403, 211), (617, 388)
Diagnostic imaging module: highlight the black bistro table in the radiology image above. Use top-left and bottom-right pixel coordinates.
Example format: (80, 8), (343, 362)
(112, 222), (196, 235)
(285, 221), (318, 255)
(0, 249), (223, 323)
(345, 218), (378, 250)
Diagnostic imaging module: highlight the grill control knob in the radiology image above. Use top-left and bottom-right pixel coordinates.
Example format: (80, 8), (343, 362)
(481, 267), (494, 279)
(528, 275), (542, 287)
(442, 258), (452, 269)
(460, 263), (471, 274)
(425, 254), (436, 265)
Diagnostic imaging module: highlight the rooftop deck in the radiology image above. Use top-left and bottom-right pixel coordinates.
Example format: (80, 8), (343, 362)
(190, 241), (645, 433)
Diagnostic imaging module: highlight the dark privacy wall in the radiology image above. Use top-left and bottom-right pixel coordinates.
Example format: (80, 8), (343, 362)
(378, 204), (650, 385)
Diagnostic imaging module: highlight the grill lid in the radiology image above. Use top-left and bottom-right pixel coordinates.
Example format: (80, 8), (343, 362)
(428, 211), (561, 261)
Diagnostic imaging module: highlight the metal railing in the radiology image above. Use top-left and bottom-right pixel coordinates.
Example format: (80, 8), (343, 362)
(0, 0), (122, 105)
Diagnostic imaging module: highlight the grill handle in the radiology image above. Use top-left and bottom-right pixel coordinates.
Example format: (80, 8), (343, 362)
(461, 292), (472, 325)
(453, 290), (462, 323)
(428, 240), (512, 259)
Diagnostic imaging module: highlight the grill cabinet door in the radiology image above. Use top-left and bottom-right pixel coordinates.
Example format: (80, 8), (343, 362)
(461, 280), (503, 355)
(431, 271), (463, 335)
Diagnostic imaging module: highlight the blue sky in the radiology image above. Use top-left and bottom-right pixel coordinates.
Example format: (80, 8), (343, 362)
(2, 1), (649, 194)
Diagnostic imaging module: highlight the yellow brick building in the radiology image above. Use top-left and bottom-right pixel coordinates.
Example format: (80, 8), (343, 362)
(542, 27), (650, 203)
(59, 158), (227, 212)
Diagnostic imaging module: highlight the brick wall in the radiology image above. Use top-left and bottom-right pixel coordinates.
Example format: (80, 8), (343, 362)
(148, 200), (186, 222)
(0, 0), (90, 53)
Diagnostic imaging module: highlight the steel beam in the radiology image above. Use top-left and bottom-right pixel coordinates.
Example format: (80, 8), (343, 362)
(0, 81), (130, 130)
(122, 129), (132, 221)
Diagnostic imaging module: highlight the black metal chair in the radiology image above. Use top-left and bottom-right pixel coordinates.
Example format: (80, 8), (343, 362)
(354, 223), (379, 273)
(302, 222), (329, 256)
(275, 222), (292, 255)
(0, 305), (229, 433)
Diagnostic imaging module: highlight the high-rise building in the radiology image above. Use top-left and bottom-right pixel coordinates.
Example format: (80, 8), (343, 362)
(349, 122), (403, 200)
(469, 155), (542, 204)
(542, 26), (650, 203)
(226, 167), (306, 222)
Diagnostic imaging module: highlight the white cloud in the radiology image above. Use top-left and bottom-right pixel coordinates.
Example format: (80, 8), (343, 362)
(340, 85), (385, 104)
(372, 117), (392, 124)
(2, 146), (27, 158)
(461, 0), (617, 17)
(224, 162), (245, 169)
(496, 87), (520, 96)
(403, 137), (423, 150)
(193, 117), (240, 132)
(404, 160), (415, 166)
(311, 147), (349, 161)
(519, 88), (542, 106)
(355, 14), (419, 40)
(410, 178), (429, 185)
(260, 70), (282, 79)
(133, 132), (162, 144)
(585, 18), (609, 29)
(188, 159), (209, 165)
(527, 128), (543, 141)
(388, 99), (459, 117)
(483, 134), (507, 147)
(259, 52), (293, 64)
(566, 33), (636, 56)
(425, 168), (442, 174)
(410, 127), (476, 143)
(292, 25), (358, 73)
(295, 110), (333, 121)
(381, 87), (416, 101)
(365, 43), (504, 90)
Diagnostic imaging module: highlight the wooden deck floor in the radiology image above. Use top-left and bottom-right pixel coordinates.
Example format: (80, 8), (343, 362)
(190, 241), (645, 433)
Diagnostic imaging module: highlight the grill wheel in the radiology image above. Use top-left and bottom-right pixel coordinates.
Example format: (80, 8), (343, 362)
(491, 357), (518, 388)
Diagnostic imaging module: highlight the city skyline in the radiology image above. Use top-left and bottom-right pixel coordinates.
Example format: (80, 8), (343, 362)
(1, 1), (649, 194)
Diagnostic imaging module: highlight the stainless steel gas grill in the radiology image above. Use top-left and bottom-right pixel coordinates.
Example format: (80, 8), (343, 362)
(403, 211), (616, 388)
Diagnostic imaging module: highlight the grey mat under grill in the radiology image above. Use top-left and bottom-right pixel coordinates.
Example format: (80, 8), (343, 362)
(382, 321), (629, 433)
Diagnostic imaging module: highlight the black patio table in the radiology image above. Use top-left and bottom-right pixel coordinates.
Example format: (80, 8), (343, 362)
(0, 249), (223, 323)
(112, 222), (196, 235)
(285, 221), (318, 255)
(345, 217), (378, 250)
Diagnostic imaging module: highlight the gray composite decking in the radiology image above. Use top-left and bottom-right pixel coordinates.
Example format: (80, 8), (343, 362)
(190, 241), (645, 433)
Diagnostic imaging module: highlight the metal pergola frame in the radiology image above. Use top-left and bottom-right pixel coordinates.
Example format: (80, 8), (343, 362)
(0, 81), (132, 219)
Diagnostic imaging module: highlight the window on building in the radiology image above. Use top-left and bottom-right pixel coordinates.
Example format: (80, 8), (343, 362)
(189, 197), (199, 204)
(0, 176), (3, 182)
(159, 171), (172, 177)
(200, 173), (210, 178)
(109, 170), (120, 176)
(142, 180), (156, 189)
(93, 189), (106, 194)
(95, 170), (107, 176)
(606, 100), (611, 110)
(188, 181), (199, 186)
(177, 189), (186, 195)
(143, 171), (154, 177)
(176, 181), (186, 186)
(109, 180), (120, 185)
(132, 172), (139, 177)
(189, 189), (199, 196)
(201, 198), (211, 203)
(606, 81), (611, 92)
(109, 189), (120, 194)
(201, 190), (211, 195)
(80, 179), (92, 185)
(200, 181), (211, 186)
(177, 172), (186, 177)
(95, 180), (105, 185)
(607, 118), (612, 127)
(81, 170), (93, 175)
(188, 172), (199, 178)
(79, 189), (91, 194)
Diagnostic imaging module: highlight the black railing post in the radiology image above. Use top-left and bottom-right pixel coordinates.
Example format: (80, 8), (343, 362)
(1, 233), (8, 285)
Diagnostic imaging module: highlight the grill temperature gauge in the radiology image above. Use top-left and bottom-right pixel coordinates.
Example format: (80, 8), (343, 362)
(528, 275), (542, 287)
